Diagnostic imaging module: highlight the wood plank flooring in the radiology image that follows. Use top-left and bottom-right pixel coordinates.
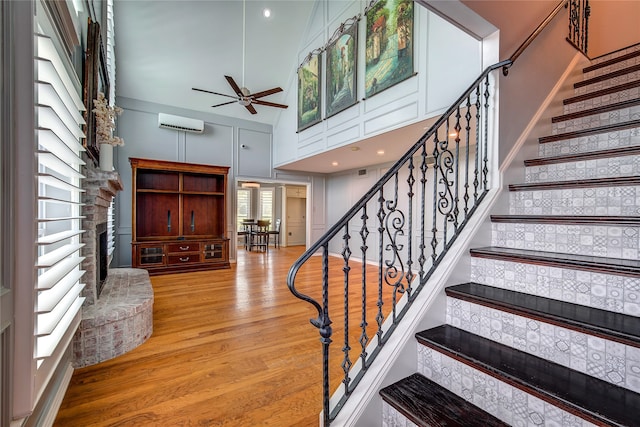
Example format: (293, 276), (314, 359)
(54, 246), (392, 426)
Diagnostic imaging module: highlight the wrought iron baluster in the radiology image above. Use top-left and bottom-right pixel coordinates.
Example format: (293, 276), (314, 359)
(341, 224), (352, 393)
(319, 244), (332, 426)
(474, 85), (481, 202)
(359, 207), (369, 367)
(406, 158), (415, 300)
(418, 143), (428, 281)
(483, 75), (490, 191)
(431, 133), (440, 265)
(376, 188), (385, 346)
(463, 96), (472, 218)
(453, 107), (462, 230)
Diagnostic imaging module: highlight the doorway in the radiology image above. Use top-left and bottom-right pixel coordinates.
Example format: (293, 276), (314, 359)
(283, 185), (306, 246)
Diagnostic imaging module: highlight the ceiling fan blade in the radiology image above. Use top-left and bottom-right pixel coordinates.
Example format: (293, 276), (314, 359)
(250, 87), (283, 99)
(192, 87), (238, 99)
(211, 100), (237, 108)
(252, 99), (288, 109)
(225, 75), (244, 97)
(245, 103), (258, 115)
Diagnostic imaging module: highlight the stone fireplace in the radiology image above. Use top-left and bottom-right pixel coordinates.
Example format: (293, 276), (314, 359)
(73, 168), (154, 368)
(80, 169), (123, 305)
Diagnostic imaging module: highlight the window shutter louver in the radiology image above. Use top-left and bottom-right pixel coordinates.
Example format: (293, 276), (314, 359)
(35, 32), (86, 365)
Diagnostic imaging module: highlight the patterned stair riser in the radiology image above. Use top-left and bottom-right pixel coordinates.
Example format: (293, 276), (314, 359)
(574, 69), (640, 96)
(491, 222), (639, 260)
(470, 257), (640, 317)
(564, 85), (640, 114)
(381, 405), (418, 427)
(524, 153), (640, 183)
(582, 45), (640, 80)
(552, 106), (640, 134)
(416, 345), (598, 427)
(508, 185), (640, 216)
(446, 296), (640, 393)
(538, 127), (640, 157)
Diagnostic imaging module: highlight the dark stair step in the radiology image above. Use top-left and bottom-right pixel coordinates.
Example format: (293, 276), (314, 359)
(574, 63), (640, 89)
(583, 47), (640, 74)
(509, 175), (640, 191)
(524, 145), (640, 166)
(379, 373), (509, 427)
(552, 98), (640, 123)
(470, 246), (640, 278)
(538, 119), (640, 144)
(446, 282), (640, 347)
(490, 214), (640, 226)
(416, 325), (640, 427)
(564, 79), (640, 106)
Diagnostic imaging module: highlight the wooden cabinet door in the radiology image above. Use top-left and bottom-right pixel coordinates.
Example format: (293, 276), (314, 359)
(182, 195), (224, 238)
(136, 193), (180, 239)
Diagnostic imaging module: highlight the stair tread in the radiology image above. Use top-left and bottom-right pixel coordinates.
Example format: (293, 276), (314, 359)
(490, 214), (640, 226)
(447, 282), (640, 346)
(538, 118), (640, 144)
(524, 145), (640, 166)
(574, 63), (640, 89)
(583, 48), (640, 74)
(552, 98), (640, 123)
(380, 373), (509, 427)
(470, 246), (640, 277)
(564, 79), (640, 105)
(416, 325), (640, 427)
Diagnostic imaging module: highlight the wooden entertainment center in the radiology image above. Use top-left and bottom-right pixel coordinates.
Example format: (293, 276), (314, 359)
(130, 158), (230, 274)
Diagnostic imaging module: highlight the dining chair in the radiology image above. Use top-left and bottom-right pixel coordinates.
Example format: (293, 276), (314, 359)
(240, 219), (255, 250)
(268, 218), (281, 248)
(251, 220), (270, 251)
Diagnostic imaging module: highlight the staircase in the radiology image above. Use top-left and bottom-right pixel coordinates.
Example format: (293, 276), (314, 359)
(380, 45), (640, 426)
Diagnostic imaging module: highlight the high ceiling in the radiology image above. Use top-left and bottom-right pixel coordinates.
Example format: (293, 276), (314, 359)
(114, 0), (316, 126)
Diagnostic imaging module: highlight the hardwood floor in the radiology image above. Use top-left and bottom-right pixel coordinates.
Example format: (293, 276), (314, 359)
(54, 245), (391, 426)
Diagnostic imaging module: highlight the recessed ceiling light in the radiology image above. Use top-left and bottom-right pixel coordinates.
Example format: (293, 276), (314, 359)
(377, 150), (385, 155)
(263, 8), (271, 18)
(332, 161), (339, 166)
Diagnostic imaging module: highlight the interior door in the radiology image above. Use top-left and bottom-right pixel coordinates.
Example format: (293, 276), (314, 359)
(286, 194), (306, 246)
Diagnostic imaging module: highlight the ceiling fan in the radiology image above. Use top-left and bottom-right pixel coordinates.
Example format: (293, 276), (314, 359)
(192, 76), (288, 115)
(192, 0), (288, 115)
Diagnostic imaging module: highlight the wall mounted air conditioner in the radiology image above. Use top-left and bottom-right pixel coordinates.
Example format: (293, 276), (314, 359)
(158, 113), (204, 133)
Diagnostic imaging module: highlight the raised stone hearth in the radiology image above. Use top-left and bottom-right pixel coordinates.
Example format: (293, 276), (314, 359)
(72, 168), (154, 367)
(73, 268), (153, 367)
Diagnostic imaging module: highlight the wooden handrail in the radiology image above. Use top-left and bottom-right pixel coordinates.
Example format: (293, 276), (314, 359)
(503, 0), (568, 75)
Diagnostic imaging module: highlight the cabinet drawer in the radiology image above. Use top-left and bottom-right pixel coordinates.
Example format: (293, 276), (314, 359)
(167, 242), (200, 253)
(167, 253), (201, 264)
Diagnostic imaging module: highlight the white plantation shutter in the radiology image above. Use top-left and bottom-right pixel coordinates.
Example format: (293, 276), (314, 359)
(259, 188), (273, 223)
(35, 32), (86, 368)
(106, 0), (117, 256)
(237, 188), (251, 230)
(106, 0), (116, 105)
